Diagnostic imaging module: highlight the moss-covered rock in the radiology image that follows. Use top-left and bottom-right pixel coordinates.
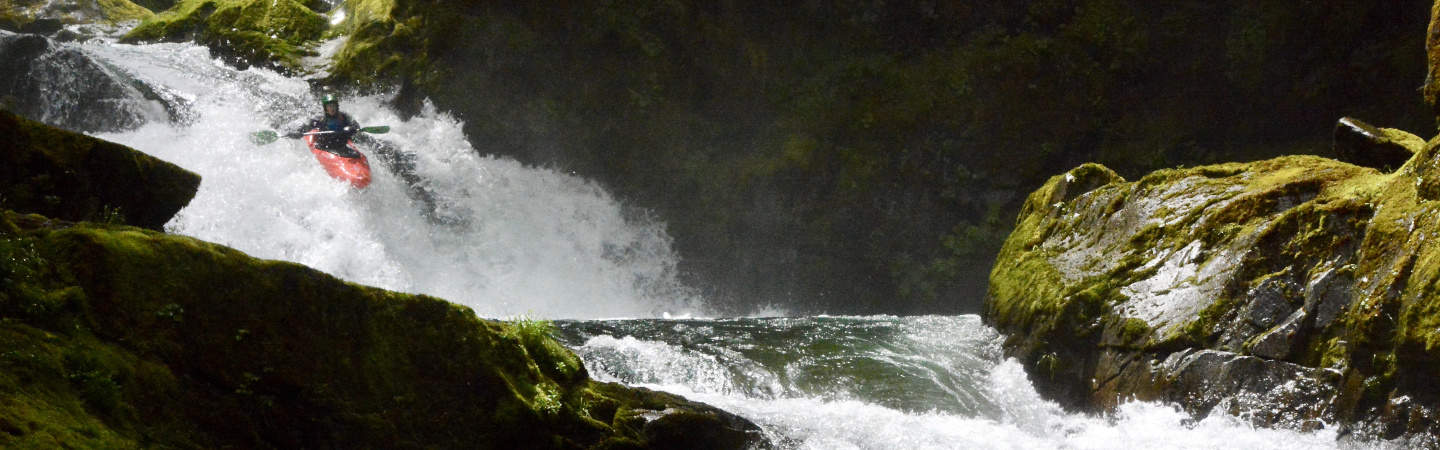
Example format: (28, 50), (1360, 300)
(0, 210), (767, 448)
(121, 0), (326, 72)
(0, 116), (765, 447)
(1, 0), (153, 32)
(985, 149), (1440, 439)
(0, 109), (200, 230)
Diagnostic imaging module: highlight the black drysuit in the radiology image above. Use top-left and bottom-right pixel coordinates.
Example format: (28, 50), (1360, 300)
(288, 112), (360, 155)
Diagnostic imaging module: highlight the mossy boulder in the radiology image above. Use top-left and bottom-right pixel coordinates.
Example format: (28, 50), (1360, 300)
(0, 209), (767, 448)
(121, 0), (326, 72)
(1, 0), (153, 32)
(0, 109), (200, 230)
(986, 148), (1440, 440)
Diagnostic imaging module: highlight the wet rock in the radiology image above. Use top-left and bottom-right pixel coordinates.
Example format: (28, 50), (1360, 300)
(986, 153), (1440, 438)
(1332, 117), (1422, 172)
(1243, 277), (1298, 331)
(1304, 268), (1353, 331)
(0, 0), (152, 33)
(595, 383), (771, 450)
(0, 109), (200, 230)
(0, 30), (191, 132)
(14, 18), (64, 35)
(1156, 350), (1336, 428)
(120, 0), (326, 73)
(1249, 309), (1304, 360)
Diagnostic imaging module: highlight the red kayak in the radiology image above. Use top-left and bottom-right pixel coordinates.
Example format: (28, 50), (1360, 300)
(302, 129), (372, 188)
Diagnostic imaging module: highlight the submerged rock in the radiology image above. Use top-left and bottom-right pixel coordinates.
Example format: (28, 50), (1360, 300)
(986, 150), (1440, 441)
(0, 109), (199, 230)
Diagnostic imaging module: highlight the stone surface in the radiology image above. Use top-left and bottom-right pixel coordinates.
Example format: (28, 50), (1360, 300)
(0, 31), (191, 132)
(0, 0), (152, 31)
(1333, 117), (1422, 172)
(986, 152), (1440, 440)
(0, 109), (200, 230)
(121, 0), (326, 72)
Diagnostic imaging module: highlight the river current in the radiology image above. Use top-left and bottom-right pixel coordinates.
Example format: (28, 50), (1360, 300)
(14, 28), (1404, 449)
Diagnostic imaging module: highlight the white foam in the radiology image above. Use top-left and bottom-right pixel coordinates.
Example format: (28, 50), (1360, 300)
(85, 40), (702, 319)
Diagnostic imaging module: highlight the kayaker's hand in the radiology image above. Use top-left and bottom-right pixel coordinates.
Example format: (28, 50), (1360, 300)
(284, 132), (302, 139)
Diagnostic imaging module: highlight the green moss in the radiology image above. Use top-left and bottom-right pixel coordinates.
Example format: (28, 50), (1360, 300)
(96, 0), (155, 23)
(1119, 318), (1151, 344)
(0, 110), (200, 231)
(1318, 337), (1349, 369)
(989, 139), (1440, 428)
(1036, 352), (1063, 380)
(1, 0), (153, 27)
(122, 0), (326, 72)
(507, 317), (585, 386)
(0, 210), (760, 447)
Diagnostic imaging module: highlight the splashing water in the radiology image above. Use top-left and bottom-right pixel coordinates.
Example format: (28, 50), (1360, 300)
(558, 316), (1398, 450)
(80, 39), (700, 319)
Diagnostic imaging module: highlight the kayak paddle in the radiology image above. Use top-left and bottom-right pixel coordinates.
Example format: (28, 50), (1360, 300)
(250, 130), (279, 145)
(250, 126), (389, 146)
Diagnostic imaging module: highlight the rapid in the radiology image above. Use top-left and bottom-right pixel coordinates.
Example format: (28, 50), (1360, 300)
(21, 30), (1403, 449)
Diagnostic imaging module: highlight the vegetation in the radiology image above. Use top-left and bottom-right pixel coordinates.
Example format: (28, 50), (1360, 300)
(0, 210), (764, 448)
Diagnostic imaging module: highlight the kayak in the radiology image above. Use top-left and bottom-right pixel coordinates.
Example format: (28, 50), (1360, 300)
(302, 128), (372, 189)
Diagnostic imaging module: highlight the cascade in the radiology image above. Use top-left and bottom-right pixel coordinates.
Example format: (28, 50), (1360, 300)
(54, 34), (703, 319)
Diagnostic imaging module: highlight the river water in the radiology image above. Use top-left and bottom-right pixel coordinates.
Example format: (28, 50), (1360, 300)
(15, 29), (1401, 449)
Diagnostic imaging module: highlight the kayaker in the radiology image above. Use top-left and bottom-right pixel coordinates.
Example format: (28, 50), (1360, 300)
(287, 94), (360, 155)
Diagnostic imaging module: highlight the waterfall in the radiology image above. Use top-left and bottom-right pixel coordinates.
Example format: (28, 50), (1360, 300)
(62, 35), (702, 319)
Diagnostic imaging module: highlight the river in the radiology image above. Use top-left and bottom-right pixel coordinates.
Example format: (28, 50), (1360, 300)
(11, 28), (1399, 449)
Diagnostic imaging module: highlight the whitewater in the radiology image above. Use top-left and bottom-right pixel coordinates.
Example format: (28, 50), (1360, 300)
(43, 32), (1399, 449)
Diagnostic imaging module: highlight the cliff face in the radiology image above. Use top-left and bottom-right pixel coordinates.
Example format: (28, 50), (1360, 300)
(0, 111), (766, 448)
